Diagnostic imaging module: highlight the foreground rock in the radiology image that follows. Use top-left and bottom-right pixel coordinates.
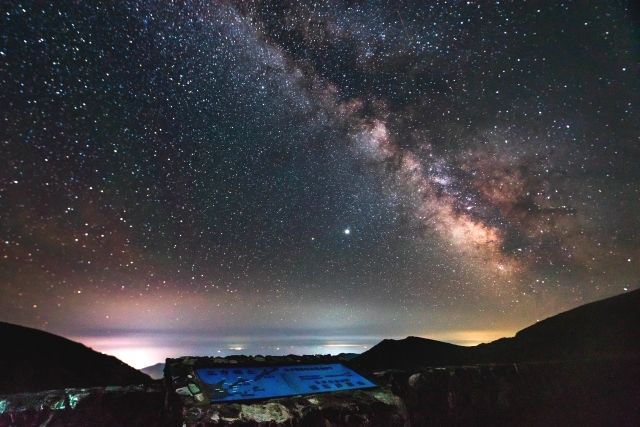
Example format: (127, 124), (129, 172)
(163, 353), (640, 426)
(2, 358), (638, 426)
(375, 358), (640, 426)
(0, 384), (164, 427)
(178, 389), (405, 426)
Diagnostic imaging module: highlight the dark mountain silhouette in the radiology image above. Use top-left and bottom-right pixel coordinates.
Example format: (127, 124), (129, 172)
(352, 336), (469, 371)
(354, 289), (640, 370)
(0, 322), (151, 394)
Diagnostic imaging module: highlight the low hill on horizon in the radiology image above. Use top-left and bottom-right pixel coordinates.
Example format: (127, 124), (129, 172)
(140, 362), (165, 380)
(0, 322), (151, 394)
(354, 289), (640, 370)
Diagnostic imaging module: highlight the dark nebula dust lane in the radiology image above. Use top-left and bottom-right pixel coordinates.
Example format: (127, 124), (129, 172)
(1, 1), (639, 367)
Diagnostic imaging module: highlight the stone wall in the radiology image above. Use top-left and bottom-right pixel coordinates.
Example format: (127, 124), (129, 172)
(375, 358), (640, 426)
(1, 358), (637, 426)
(166, 356), (640, 426)
(0, 384), (164, 427)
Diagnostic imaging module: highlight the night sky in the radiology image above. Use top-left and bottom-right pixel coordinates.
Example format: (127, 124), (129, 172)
(1, 1), (638, 368)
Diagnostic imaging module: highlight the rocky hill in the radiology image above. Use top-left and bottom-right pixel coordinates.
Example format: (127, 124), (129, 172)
(354, 289), (640, 370)
(0, 322), (151, 394)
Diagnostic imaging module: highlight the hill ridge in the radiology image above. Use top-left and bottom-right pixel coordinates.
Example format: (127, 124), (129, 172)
(354, 289), (640, 370)
(0, 321), (151, 394)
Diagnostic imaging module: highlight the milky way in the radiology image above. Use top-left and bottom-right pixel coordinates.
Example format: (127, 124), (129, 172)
(1, 1), (638, 367)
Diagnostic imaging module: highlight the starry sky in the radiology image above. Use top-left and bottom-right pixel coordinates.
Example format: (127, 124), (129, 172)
(1, 1), (639, 368)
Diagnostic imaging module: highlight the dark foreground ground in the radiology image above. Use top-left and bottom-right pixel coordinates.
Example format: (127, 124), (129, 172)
(1, 357), (639, 426)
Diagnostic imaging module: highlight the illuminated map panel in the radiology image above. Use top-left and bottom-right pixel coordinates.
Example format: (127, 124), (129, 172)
(195, 363), (376, 402)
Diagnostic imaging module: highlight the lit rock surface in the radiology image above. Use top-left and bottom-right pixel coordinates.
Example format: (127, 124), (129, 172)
(0, 384), (164, 427)
(178, 389), (406, 426)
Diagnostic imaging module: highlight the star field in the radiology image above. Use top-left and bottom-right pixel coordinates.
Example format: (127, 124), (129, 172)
(1, 1), (638, 367)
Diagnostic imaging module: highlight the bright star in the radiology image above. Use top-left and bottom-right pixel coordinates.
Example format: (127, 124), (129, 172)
(344, 228), (351, 235)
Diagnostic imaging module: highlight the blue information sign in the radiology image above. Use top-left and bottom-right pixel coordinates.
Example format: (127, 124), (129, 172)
(195, 363), (376, 402)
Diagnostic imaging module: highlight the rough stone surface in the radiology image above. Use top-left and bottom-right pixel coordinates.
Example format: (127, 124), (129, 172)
(181, 389), (406, 426)
(0, 384), (164, 427)
(377, 359), (640, 427)
(165, 355), (640, 426)
(2, 358), (638, 426)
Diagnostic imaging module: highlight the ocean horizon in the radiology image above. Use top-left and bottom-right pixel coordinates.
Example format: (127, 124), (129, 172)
(73, 334), (379, 369)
